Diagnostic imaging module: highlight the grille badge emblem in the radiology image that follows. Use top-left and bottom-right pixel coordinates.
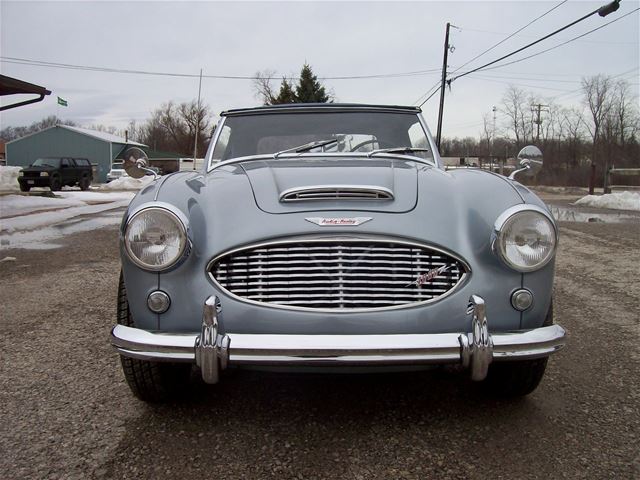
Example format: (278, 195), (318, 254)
(406, 265), (452, 287)
(305, 217), (372, 226)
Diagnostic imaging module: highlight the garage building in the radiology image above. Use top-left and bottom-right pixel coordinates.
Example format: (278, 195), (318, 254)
(5, 125), (148, 183)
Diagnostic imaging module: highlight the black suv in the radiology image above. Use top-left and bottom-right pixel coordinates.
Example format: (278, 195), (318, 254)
(18, 157), (93, 192)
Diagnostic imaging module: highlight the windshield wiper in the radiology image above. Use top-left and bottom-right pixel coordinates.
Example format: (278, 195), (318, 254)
(367, 147), (431, 158)
(273, 138), (339, 159)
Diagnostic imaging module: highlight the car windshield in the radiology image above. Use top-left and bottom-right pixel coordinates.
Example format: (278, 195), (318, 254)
(211, 111), (433, 164)
(32, 158), (61, 168)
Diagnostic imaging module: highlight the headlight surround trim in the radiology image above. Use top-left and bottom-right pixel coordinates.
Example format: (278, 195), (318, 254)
(123, 203), (190, 272)
(493, 204), (558, 272)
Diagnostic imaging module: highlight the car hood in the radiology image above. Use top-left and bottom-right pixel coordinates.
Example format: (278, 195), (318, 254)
(239, 157), (419, 213)
(21, 166), (55, 173)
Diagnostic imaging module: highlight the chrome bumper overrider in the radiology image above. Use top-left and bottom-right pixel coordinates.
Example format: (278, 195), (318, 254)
(111, 294), (566, 384)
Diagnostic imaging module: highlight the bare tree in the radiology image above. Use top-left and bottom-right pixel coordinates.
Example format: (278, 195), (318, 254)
(502, 86), (532, 147)
(559, 107), (585, 171)
(611, 79), (639, 147)
(582, 74), (614, 188)
(253, 70), (279, 105)
(138, 100), (213, 155)
(480, 112), (493, 158)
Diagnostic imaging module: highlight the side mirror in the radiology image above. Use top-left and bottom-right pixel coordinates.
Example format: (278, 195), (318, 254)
(509, 145), (543, 180)
(122, 147), (156, 179)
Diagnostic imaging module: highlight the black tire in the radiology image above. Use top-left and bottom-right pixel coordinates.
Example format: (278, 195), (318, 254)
(482, 302), (554, 397)
(117, 271), (191, 402)
(79, 175), (90, 191)
(50, 176), (62, 192)
(19, 183), (31, 192)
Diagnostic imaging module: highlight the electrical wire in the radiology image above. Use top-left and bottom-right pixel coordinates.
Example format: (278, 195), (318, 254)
(450, 0), (568, 75)
(468, 8), (640, 76)
(0, 56), (442, 81)
(450, 5), (636, 83)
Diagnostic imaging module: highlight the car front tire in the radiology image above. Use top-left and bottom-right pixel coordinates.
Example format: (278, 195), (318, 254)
(19, 183), (31, 192)
(117, 272), (191, 402)
(79, 175), (90, 191)
(50, 176), (62, 191)
(482, 302), (554, 397)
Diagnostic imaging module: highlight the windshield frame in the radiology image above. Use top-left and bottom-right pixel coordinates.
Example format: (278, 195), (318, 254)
(205, 111), (441, 173)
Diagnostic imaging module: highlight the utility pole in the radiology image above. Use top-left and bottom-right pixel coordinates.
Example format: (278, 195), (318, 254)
(436, 22), (452, 150)
(531, 103), (549, 142)
(492, 106), (497, 171)
(193, 68), (203, 170)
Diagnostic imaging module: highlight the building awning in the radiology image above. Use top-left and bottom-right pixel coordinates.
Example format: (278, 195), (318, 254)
(0, 75), (51, 111)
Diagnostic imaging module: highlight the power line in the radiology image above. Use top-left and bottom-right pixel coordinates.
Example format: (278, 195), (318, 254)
(451, 0), (568, 75)
(0, 56), (442, 81)
(458, 26), (636, 45)
(450, 2), (629, 83)
(470, 8), (640, 75)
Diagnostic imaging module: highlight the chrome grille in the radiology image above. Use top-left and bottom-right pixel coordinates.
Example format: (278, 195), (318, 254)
(280, 186), (393, 202)
(210, 239), (467, 311)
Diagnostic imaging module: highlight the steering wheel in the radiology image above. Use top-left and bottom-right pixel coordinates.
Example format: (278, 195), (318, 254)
(350, 139), (393, 152)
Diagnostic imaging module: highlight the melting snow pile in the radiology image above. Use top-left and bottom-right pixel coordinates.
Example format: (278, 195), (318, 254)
(1, 194), (86, 217)
(99, 176), (154, 190)
(0, 166), (22, 192)
(574, 191), (640, 211)
(0, 191), (135, 233)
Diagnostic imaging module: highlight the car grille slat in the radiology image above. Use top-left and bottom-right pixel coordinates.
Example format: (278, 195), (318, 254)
(210, 239), (468, 311)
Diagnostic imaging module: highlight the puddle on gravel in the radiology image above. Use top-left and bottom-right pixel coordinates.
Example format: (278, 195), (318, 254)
(549, 205), (640, 224)
(0, 210), (123, 250)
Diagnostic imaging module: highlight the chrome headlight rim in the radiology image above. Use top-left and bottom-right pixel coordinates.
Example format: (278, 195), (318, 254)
(124, 203), (189, 272)
(493, 204), (557, 273)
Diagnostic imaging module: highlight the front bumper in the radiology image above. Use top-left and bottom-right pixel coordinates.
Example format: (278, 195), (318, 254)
(18, 177), (50, 187)
(111, 295), (566, 384)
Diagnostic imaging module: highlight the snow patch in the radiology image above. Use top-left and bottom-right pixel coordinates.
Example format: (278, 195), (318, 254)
(98, 176), (154, 190)
(1, 199), (132, 233)
(0, 194), (87, 218)
(0, 166), (22, 192)
(574, 191), (640, 211)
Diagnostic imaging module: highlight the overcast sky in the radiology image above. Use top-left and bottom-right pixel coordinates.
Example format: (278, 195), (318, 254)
(1, 0), (638, 139)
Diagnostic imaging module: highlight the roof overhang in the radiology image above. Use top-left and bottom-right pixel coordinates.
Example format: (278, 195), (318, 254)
(0, 75), (51, 111)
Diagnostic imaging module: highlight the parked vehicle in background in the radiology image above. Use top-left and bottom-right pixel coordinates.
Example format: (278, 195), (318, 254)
(106, 163), (128, 183)
(111, 103), (566, 402)
(18, 157), (92, 191)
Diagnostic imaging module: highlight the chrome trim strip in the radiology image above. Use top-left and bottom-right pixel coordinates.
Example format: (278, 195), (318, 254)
(205, 116), (227, 172)
(207, 152), (436, 175)
(205, 235), (471, 314)
(111, 324), (566, 367)
(280, 185), (394, 202)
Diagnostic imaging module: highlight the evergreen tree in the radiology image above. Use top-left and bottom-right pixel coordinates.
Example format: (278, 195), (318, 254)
(273, 78), (297, 104)
(294, 64), (330, 103)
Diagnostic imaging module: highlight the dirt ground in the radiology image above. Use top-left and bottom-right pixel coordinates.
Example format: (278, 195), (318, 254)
(0, 198), (638, 480)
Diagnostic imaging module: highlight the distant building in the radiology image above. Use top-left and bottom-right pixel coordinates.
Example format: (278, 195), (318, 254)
(5, 125), (148, 183)
(0, 141), (5, 166)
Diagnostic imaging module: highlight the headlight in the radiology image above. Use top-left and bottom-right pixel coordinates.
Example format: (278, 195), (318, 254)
(40, 172), (49, 177)
(124, 206), (188, 271)
(494, 206), (557, 272)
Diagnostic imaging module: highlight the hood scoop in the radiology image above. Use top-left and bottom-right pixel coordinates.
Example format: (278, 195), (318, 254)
(280, 185), (394, 202)
(240, 157), (419, 214)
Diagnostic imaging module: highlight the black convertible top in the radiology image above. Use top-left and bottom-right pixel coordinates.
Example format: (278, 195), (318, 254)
(222, 103), (422, 117)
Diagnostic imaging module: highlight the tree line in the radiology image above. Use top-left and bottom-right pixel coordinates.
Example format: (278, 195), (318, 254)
(1, 65), (637, 188)
(441, 75), (639, 187)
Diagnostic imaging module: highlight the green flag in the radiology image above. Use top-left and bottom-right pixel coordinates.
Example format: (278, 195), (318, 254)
(57, 97), (68, 107)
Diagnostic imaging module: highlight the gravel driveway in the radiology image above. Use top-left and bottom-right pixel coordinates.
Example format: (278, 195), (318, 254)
(1, 202), (638, 479)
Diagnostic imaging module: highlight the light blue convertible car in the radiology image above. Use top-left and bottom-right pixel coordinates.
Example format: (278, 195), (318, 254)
(111, 103), (566, 402)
